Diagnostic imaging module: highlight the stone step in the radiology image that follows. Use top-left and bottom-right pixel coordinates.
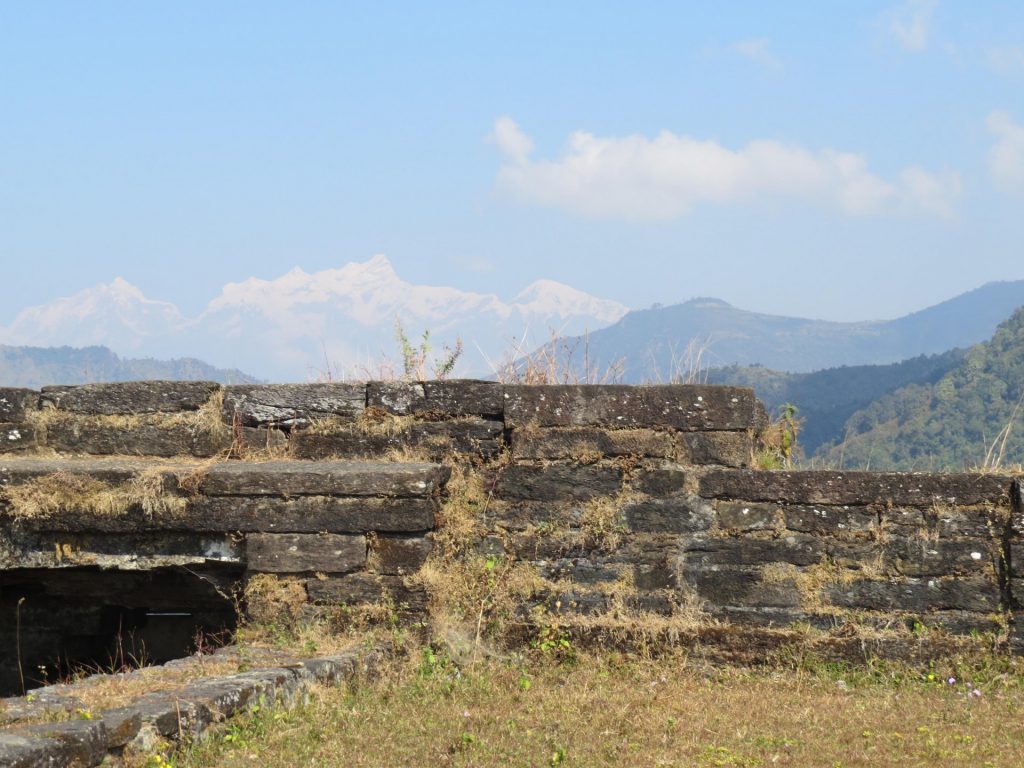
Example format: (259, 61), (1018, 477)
(0, 457), (450, 498)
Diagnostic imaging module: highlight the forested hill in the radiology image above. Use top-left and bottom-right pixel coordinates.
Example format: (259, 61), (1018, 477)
(0, 345), (259, 388)
(705, 349), (965, 455)
(816, 307), (1024, 471)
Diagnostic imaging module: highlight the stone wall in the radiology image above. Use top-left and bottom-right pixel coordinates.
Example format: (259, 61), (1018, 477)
(2, 380), (1022, 668)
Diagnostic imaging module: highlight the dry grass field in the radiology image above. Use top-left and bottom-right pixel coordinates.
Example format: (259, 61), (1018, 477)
(171, 645), (1024, 768)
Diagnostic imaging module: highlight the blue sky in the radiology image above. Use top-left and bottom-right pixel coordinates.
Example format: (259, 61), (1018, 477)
(2, 1), (1023, 322)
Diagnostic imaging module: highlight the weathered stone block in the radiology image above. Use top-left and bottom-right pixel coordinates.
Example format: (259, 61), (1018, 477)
(885, 505), (1000, 539)
(0, 423), (35, 453)
(827, 577), (998, 612)
(715, 501), (781, 532)
(510, 427), (676, 460)
(4, 720), (107, 765)
(682, 535), (825, 567)
(884, 537), (995, 577)
(292, 419), (503, 461)
(367, 380), (503, 418)
(101, 707), (143, 747)
(699, 470), (1013, 507)
(782, 505), (878, 535)
(632, 466), (688, 497)
(0, 457), (170, 488)
(44, 421), (229, 457)
(683, 567), (804, 608)
(0, 531), (244, 570)
(0, 388), (37, 422)
(678, 431), (753, 467)
(183, 496), (435, 534)
(246, 533), (366, 573)
(623, 497), (714, 534)
(634, 563), (675, 590)
(222, 384), (365, 428)
(503, 384), (762, 431)
(200, 460), (450, 497)
(540, 558), (625, 584)
(491, 464), (622, 501)
(41, 381), (219, 415)
(370, 535), (433, 574)
(306, 573), (427, 613)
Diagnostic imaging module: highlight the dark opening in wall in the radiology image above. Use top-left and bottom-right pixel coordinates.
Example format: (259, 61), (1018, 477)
(0, 565), (241, 697)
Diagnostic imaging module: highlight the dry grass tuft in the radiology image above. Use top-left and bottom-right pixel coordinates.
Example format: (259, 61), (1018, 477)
(0, 469), (188, 520)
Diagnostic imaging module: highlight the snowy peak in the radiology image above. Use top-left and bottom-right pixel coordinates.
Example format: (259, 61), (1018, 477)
(2, 278), (184, 350)
(0, 256), (628, 379)
(513, 279), (628, 323)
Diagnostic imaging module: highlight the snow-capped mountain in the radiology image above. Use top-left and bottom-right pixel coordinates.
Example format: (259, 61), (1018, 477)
(0, 278), (186, 351)
(0, 256), (629, 381)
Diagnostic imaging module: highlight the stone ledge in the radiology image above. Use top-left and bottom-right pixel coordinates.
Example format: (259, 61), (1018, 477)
(0, 645), (387, 766)
(699, 469), (1014, 507)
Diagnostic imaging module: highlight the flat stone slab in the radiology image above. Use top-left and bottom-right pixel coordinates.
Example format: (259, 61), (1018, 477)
(699, 470), (1014, 507)
(503, 384), (763, 431)
(246, 533), (366, 573)
(0, 531), (243, 569)
(41, 381), (220, 415)
(0, 456), (189, 486)
(222, 384), (365, 428)
(0, 457), (450, 499)
(200, 460), (450, 497)
(367, 380), (503, 418)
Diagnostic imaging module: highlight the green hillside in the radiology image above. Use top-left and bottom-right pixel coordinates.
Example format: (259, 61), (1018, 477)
(705, 350), (964, 454)
(816, 307), (1024, 471)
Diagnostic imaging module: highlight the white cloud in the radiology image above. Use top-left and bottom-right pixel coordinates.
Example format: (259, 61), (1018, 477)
(488, 115), (534, 163)
(886, 0), (936, 52)
(987, 111), (1024, 190)
(729, 38), (781, 70)
(987, 46), (1024, 75)
(491, 119), (960, 220)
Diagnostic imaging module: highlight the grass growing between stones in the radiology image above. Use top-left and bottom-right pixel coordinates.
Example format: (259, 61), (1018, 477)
(172, 646), (1024, 768)
(0, 469), (189, 520)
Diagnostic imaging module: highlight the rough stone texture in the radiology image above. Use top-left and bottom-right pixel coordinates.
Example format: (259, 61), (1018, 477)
(683, 567), (804, 609)
(305, 573), (427, 613)
(292, 419), (503, 461)
(1013, 479), (1024, 535)
(0, 531), (244, 570)
(0, 457), (176, 488)
(0, 388), (37, 422)
(828, 577), (999, 612)
(369, 535), (433, 574)
(510, 427), (676, 460)
(622, 498), (715, 534)
(222, 384), (365, 429)
(44, 420), (229, 457)
(367, 380), (503, 418)
(682, 535), (826, 567)
(200, 460), (450, 497)
(491, 465), (622, 501)
(40, 381), (219, 415)
(700, 469), (1014, 507)
(11, 496), (436, 535)
(715, 501), (782, 532)
(504, 384), (763, 431)
(246, 533), (366, 573)
(180, 496), (435, 534)
(632, 467), (688, 497)
(781, 505), (879, 535)
(1, 720), (107, 766)
(884, 537), (995, 577)
(678, 431), (754, 467)
(0, 424), (35, 453)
